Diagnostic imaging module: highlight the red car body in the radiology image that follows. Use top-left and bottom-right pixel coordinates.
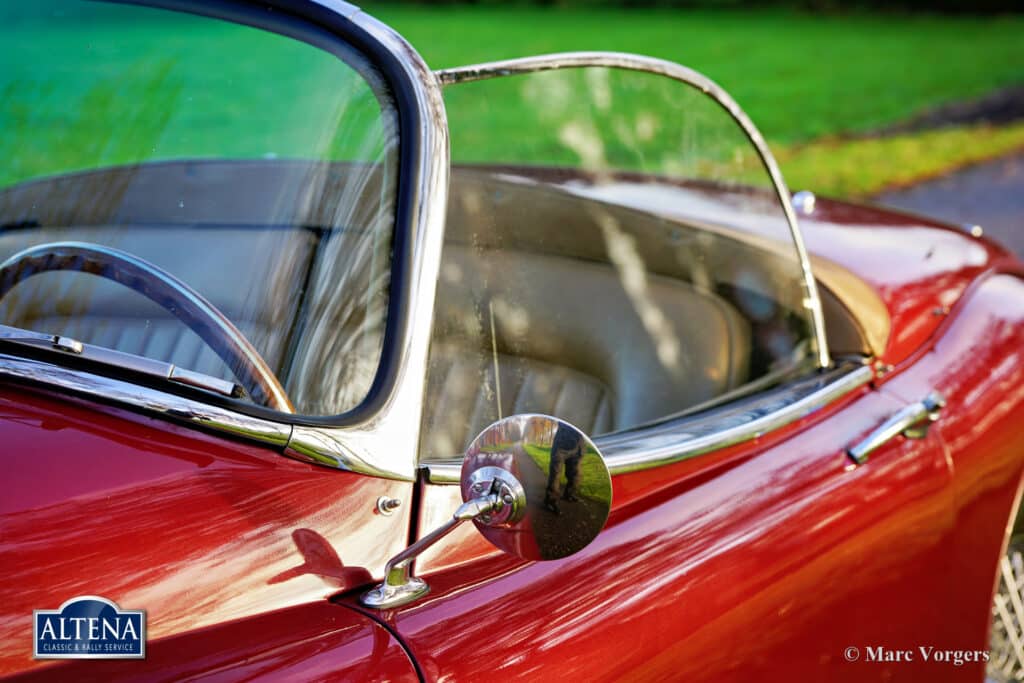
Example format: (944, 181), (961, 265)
(4, 196), (1023, 681)
(2, 2), (1023, 682)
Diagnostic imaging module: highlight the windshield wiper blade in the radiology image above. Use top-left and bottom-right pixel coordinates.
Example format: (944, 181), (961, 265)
(0, 324), (243, 399)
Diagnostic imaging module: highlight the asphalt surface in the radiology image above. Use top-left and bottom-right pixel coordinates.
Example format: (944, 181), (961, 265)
(874, 153), (1024, 257)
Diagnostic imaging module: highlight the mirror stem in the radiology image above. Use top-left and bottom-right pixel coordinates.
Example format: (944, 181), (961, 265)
(386, 494), (498, 584)
(361, 493), (500, 609)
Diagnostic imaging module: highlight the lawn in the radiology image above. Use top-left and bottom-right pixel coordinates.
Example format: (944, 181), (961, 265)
(0, 3), (389, 188)
(3, 3), (1023, 198)
(378, 5), (1024, 195)
(522, 442), (610, 504)
(378, 6), (1024, 144)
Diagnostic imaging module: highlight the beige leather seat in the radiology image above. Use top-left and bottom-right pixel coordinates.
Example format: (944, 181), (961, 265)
(420, 244), (751, 460)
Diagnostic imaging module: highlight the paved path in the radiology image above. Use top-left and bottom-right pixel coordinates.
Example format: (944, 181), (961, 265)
(874, 153), (1024, 257)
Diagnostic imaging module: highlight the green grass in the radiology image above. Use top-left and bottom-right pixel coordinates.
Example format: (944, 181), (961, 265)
(375, 6), (1024, 195)
(3, 3), (1023, 198)
(0, 3), (389, 188)
(376, 6), (1024, 144)
(441, 65), (773, 187)
(777, 121), (1024, 197)
(523, 443), (610, 503)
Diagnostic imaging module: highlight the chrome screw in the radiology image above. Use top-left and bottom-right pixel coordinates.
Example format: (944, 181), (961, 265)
(376, 497), (402, 516)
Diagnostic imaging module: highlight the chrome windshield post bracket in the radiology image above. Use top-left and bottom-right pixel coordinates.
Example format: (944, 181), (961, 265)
(360, 493), (502, 610)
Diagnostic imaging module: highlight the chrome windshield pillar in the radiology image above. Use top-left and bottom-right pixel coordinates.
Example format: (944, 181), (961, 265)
(281, 9), (450, 480)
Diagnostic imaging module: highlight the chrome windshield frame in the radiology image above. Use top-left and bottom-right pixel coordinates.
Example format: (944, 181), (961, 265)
(436, 52), (831, 371)
(280, 7), (449, 479)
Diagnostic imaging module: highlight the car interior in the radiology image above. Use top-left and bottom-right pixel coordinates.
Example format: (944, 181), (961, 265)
(0, 160), (392, 416)
(0, 160), (877, 446)
(418, 165), (876, 460)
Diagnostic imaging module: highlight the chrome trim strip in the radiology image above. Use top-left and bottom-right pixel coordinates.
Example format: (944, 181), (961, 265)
(0, 353), (291, 446)
(437, 52), (831, 370)
(422, 364), (873, 484)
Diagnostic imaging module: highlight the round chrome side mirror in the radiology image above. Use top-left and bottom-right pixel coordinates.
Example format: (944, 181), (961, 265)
(362, 414), (611, 609)
(461, 414), (612, 561)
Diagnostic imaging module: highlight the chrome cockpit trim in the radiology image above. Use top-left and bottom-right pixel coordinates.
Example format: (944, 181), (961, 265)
(437, 52), (831, 370)
(0, 353), (291, 446)
(422, 363), (873, 484)
(0, 25), (846, 482)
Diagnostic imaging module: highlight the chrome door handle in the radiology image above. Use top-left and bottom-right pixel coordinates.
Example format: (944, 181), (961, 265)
(847, 391), (946, 465)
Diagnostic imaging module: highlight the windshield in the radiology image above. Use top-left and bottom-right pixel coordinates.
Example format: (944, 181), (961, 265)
(0, 1), (399, 416)
(420, 60), (822, 461)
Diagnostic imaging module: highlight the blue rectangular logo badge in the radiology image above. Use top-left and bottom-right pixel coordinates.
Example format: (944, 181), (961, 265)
(34, 596), (146, 659)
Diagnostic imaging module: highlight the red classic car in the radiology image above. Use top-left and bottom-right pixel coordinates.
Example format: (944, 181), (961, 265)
(2, 1), (1023, 681)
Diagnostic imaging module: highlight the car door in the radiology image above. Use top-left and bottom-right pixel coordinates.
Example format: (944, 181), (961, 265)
(401, 381), (953, 682)
(384, 55), (958, 681)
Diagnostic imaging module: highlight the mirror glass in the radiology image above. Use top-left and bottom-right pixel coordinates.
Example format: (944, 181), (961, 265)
(461, 414), (612, 561)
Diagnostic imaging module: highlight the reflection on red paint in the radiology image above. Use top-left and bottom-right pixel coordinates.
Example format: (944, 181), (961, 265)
(0, 389), (411, 677)
(367, 275), (1024, 682)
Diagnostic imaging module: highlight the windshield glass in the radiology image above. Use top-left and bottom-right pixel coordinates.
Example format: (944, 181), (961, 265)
(421, 62), (820, 461)
(0, 1), (399, 416)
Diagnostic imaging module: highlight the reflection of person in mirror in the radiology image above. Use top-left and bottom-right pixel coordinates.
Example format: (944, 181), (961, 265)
(544, 424), (583, 515)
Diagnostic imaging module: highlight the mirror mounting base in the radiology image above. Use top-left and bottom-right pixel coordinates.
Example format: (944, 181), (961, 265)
(360, 574), (429, 610)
